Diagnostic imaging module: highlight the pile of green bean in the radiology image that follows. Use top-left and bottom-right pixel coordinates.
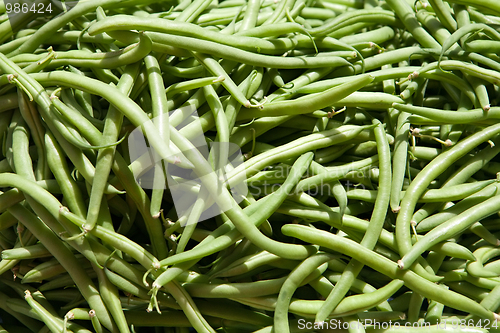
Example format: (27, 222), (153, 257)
(3, 0), (500, 332)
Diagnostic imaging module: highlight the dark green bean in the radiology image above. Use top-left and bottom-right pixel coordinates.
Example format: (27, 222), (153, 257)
(282, 224), (498, 320)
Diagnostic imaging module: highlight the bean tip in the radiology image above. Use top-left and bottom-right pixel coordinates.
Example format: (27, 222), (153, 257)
(213, 75), (225, 83)
(24, 290), (31, 299)
(397, 260), (404, 269)
(408, 71), (419, 80)
(484, 104), (491, 112)
(392, 206), (401, 213)
(494, 313), (500, 322)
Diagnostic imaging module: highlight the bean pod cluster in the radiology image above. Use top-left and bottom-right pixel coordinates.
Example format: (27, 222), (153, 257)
(2, 0), (500, 332)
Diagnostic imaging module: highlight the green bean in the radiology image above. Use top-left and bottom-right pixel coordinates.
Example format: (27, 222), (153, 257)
(12, 33), (152, 69)
(232, 124), (373, 189)
(176, 190), (209, 255)
(227, 69), (258, 132)
(448, 281), (489, 303)
(147, 30), (353, 70)
(1, 243), (52, 260)
(465, 73), (491, 111)
(28, 71), (181, 258)
(425, 284), (449, 324)
(22, 255), (90, 283)
(123, 310), (216, 328)
(176, 0), (213, 23)
(60, 208), (160, 270)
(152, 149), (317, 293)
(48, 128), (122, 195)
(89, 309), (103, 333)
(308, 9), (397, 37)
(0, 290), (45, 332)
(166, 76), (222, 98)
(238, 0), (260, 31)
(267, 67), (335, 102)
(191, 51), (253, 107)
(11, 112), (35, 181)
(84, 62), (140, 234)
(9, 0), (158, 56)
(17, 90), (48, 180)
(400, 193), (500, 270)
(89, 15), (299, 55)
(183, 277), (287, 299)
(236, 21), (304, 37)
(398, 103), (500, 124)
(315, 118), (391, 323)
(316, 271), (391, 312)
(275, 253), (337, 333)
(471, 284), (500, 322)
(428, 241), (475, 261)
(30, 71), (191, 167)
(7, 203), (116, 331)
(236, 279), (403, 318)
(0, 229), (36, 276)
(239, 74), (373, 119)
(324, 91), (404, 111)
(93, 263), (130, 333)
(282, 224), (498, 320)
(6, 0), (500, 329)
(211, 250), (297, 278)
(157, 280), (216, 333)
(429, 0), (457, 32)
(469, 222), (500, 246)
(10, 126), (102, 272)
(193, 299), (274, 328)
(24, 290), (79, 333)
(162, 151), (315, 269)
(466, 246), (500, 278)
(385, 0), (441, 48)
(414, 132), (500, 226)
(348, 180), (494, 203)
(390, 110), (410, 212)
(395, 122), (500, 266)
(407, 291), (425, 323)
(45, 132), (87, 218)
(276, 202), (395, 251)
(39, 270), (98, 292)
(416, 9), (454, 47)
(57, 89), (104, 130)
